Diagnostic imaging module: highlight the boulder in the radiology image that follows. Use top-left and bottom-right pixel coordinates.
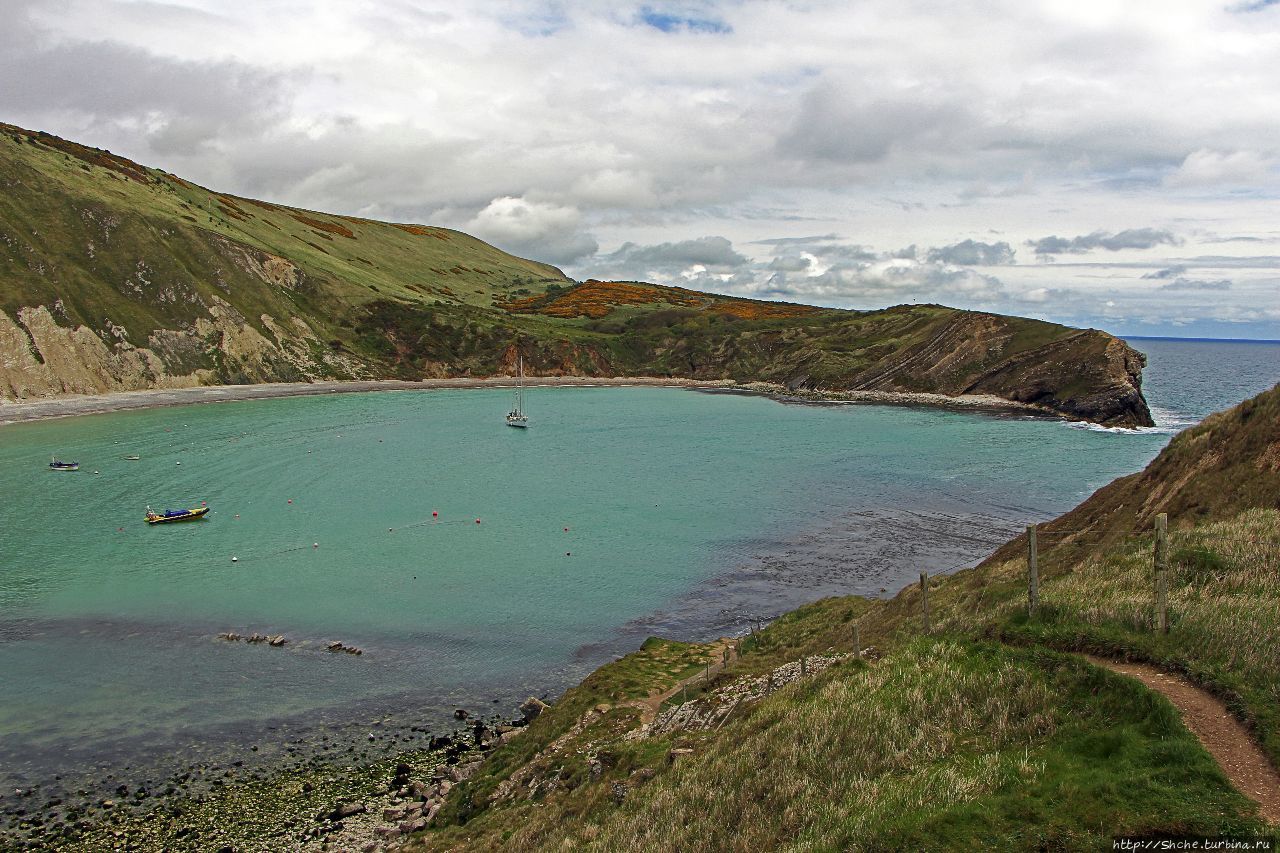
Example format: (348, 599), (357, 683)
(667, 748), (694, 764)
(398, 817), (427, 834)
(328, 801), (366, 820)
(519, 696), (550, 723)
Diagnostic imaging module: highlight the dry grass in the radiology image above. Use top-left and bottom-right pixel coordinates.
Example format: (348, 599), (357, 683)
(993, 508), (1280, 761)
(552, 643), (1055, 851)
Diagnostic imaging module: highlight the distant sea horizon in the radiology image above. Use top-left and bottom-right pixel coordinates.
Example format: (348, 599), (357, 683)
(1123, 334), (1280, 343)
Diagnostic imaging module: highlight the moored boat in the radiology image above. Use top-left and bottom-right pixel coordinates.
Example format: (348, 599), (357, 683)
(145, 505), (210, 524)
(49, 457), (79, 471)
(506, 356), (529, 428)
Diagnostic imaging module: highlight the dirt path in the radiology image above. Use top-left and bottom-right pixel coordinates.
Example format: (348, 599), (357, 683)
(626, 640), (739, 725)
(1087, 656), (1280, 825)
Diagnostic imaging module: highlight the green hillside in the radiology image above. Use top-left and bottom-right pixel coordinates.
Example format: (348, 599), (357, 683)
(0, 122), (1152, 426)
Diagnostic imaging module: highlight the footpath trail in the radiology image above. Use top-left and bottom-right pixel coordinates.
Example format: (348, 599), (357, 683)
(627, 639), (739, 725)
(1087, 656), (1280, 825)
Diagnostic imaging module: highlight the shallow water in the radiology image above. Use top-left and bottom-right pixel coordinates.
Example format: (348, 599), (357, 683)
(0, 337), (1275, 799)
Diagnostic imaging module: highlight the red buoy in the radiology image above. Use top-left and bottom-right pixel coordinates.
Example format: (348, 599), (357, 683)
(475, 518), (481, 524)
(287, 499), (293, 504)
(432, 510), (438, 518)
(564, 527), (569, 532)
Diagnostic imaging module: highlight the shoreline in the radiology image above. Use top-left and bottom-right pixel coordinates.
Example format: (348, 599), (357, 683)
(0, 376), (1051, 426)
(0, 377), (730, 425)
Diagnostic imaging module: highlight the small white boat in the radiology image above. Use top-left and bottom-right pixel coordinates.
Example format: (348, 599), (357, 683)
(123, 455), (140, 461)
(49, 456), (79, 471)
(506, 357), (529, 429)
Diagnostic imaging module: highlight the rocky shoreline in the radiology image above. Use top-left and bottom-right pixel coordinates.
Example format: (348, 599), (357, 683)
(709, 381), (1053, 418)
(0, 699), (548, 852)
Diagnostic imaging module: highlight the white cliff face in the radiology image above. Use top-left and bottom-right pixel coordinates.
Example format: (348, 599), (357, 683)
(0, 298), (365, 401)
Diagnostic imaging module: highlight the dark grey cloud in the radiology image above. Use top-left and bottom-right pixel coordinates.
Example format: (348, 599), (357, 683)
(925, 240), (1015, 266)
(577, 235), (749, 280)
(767, 256), (812, 272)
(603, 236), (748, 269)
(748, 234), (841, 246)
(0, 1), (296, 155)
(1157, 278), (1232, 291)
(1028, 229), (1182, 257)
(1185, 255), (1280, 269)
(777, 80), (973, 164)
(1141, 265), (1188, 279)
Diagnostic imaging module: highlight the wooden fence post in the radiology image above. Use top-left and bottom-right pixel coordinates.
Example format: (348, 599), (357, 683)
(854, 623), (861, 660)
(920, 571), (930, 634)
(1027, 524), (1039, 617)
(1155, 513), (1169, 634)
(800, 655), (807, 676)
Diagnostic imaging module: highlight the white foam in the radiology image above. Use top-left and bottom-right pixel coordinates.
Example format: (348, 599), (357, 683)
(1064, 420), (1180, 436)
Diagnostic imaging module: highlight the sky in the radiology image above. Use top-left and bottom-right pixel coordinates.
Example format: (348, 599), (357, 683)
(3, 0), (1279, 339)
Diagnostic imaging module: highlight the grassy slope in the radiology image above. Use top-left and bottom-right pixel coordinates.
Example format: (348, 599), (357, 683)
(407, 385), (1280, 849)
(0, 123), (1151, 425)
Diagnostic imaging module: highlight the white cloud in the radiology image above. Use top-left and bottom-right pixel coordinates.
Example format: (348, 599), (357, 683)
(467, 196), (598, 265)
(2, 0), (1279, 336)
(1165, 149), (1275, 188)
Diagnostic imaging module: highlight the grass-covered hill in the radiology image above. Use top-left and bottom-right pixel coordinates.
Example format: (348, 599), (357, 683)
(402, 384), (1280, 850)
(0, 122), (1152, 426)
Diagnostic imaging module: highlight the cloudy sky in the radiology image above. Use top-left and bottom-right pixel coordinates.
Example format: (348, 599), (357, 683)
(4, 0), (1279, 338)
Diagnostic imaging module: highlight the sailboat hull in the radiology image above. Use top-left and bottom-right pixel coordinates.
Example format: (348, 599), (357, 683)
(506, 417), (529, 428)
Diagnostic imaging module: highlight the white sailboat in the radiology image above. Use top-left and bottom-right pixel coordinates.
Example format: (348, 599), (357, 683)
(506, 356), (529, 428)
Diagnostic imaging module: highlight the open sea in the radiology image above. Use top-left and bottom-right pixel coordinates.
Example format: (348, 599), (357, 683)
(0, 336), (1276, 809)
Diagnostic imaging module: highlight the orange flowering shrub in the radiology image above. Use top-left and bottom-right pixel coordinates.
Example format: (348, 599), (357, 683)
(291, 213), (356, 239)
(714, 300), (818, 320)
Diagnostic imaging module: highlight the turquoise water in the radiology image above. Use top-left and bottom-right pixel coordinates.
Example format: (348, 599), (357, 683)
(0, 339), (1276, 796)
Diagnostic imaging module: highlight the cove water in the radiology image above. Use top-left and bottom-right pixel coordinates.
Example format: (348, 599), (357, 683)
(0, 337), (1275, 796)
